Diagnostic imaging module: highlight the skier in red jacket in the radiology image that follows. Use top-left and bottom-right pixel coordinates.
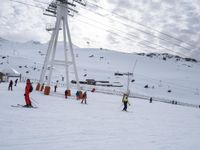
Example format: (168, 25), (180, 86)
(24, 79), (32, 107)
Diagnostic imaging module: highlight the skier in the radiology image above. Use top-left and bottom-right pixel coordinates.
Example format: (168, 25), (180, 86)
(24, 79), (32, 107)
(54, 80), (58, 92)
(150, 97), (153, 103)
(65, 90), (68, 99)
(8, 80), (13, 91)
(14, 79), (18, 86)
(54, 85), (57, 92)
(76, 91), (80, 100)
(81, 91), (87, 104)
(91, 88), (95, 92)
(122, 93), (130, 111)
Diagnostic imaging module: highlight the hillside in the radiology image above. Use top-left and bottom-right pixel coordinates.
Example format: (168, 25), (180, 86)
(0, 38), (200, 105)
(0, 37), (200, 150)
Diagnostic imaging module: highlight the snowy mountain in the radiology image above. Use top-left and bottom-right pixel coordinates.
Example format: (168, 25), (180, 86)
(0, 37), (199, 105)
(0, 37), (200, 150)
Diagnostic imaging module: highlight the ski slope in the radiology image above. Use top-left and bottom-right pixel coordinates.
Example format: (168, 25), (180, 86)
(0, 38), (200, 149)
(0, 82), (200, 150)
(1, 40), (200, 105)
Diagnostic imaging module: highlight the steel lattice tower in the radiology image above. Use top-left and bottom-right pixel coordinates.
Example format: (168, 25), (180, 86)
(36, 0), (86, 95)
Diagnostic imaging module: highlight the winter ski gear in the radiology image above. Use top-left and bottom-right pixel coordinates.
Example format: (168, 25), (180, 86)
(8, 80), (13, 91)
(11, 104), (38, 109)
(122, 94), (130, 111)
(24, 79), (32, 106)
(29, 83), (33, 93)
(81, 91), (87, 104)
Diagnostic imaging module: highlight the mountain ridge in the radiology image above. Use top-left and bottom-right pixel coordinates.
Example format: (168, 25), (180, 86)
(0, 37), (198, 62)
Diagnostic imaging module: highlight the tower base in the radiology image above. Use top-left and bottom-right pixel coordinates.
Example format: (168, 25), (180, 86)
(67, 90), (71, 96)
(44, 86), (51, 95)
(40, 84), (45, 92)
(36, 83), (40, 91)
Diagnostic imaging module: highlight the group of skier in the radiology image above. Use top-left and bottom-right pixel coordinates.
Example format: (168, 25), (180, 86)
(8, 78), (33, 107)
(76, 91), (87, 104)
(54, 81), (87, 104)
(8, 79), (18, 91)
(8, 78), (134, 111)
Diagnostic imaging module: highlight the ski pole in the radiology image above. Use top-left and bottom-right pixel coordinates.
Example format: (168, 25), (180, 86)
(31, 101), (38, 107)
(119, 104), (123, 108)
(30, 97), (39, 105)
(30, 98), (38, 107)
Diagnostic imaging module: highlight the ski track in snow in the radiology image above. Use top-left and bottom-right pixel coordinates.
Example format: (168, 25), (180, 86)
(0, 83), (200, 150)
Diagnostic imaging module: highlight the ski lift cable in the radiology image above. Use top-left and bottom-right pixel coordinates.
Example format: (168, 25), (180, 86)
(78, 5), (193, 52)
(131, 60), (138, 77)
(9, 0), (45, 9)
(81, 18), (188, 58)
(8, 0), (191, 58)
(126, 59), (138, 95)
(32, 0), (50, 5)
(7, 0), (140, 53)
(75, 17), (182, 57)
(86, 1), (198, 49)
(76, 14), (189, 58)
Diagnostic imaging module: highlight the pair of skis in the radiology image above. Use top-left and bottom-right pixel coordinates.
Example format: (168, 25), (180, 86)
(11, 104), (38, 109)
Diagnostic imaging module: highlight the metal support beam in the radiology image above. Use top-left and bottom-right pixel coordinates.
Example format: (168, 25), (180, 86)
(39, 0), (84, 93)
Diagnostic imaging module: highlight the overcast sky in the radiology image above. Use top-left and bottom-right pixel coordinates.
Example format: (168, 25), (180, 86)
(1, 0), (200, 59)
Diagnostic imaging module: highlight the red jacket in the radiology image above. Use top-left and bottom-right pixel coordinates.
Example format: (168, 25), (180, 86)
(25, 79), (31, 95)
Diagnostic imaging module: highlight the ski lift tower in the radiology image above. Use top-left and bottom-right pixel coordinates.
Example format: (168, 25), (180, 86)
(36, 0), (86, 95)
(126, 60), (137, 95)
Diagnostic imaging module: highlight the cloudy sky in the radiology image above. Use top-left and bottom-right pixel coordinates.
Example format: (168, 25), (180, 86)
(1, 0), (200, 59)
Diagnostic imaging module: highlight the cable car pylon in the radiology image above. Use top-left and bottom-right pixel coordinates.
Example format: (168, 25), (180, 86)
(36, 0), (86, 95)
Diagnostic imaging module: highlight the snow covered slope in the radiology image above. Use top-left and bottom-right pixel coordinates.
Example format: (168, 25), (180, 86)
(0, 37), (200, 105)
(0, 37), (200, 150)
(0, 82), (200, 150)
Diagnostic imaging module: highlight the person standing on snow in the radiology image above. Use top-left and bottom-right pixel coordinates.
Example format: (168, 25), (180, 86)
(8, 80), (13, 91)
(54, 84), (57, 92)
(24, 79), (32, 107)
(149, 97), (153, 103)
(54, 80), (58, 92)
(81, 91), (87, 104)
(14, 79), (18, 86)
(122, 93), (130, 111)
(65, 90), (68, 99)
(76, 91), (80, 100)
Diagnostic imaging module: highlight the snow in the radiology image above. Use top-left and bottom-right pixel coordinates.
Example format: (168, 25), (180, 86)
(1, 38), (200, 149)
(1, 45), (200, 105)
(0, 82), (200, 150)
